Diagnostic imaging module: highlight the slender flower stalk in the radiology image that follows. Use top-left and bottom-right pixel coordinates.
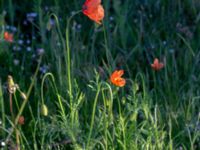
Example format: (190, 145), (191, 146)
(5, 56), (42, 144)
(86, 83), (101, 149)
(65, 10), (81, 119)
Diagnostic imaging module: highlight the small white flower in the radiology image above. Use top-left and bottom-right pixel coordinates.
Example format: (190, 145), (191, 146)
(0, 141), (5, 147)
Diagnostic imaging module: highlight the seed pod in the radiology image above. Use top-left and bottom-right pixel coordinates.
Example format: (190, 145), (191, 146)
(41, 104), (48, 116)
(18, 116), (25, 125)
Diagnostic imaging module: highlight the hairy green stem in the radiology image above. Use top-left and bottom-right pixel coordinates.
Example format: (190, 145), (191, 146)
(86, 83), (101, 149)
(41, 73), (66, 118)
(65, 10), (81, 120)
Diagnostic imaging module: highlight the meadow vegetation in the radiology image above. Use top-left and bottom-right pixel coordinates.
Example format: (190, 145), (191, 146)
(0, 0), (200, 149)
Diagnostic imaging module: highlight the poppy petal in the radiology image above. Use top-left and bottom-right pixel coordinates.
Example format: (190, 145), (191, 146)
(110, 70), (126, 87)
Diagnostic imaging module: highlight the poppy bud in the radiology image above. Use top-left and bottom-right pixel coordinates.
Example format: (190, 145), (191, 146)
(18, 116), (25, 125)
(41, 104), (48, 116)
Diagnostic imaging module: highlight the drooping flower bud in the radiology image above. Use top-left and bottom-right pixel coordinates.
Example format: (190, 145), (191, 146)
(41, 104), (48, 116)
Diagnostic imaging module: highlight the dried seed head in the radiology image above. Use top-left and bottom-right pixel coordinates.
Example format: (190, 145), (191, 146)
(41, 104), (48, 116)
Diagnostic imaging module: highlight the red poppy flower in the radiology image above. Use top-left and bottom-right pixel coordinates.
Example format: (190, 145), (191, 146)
(4, 32), (13, 43)
(151, 58), (164, 71)
(110, 70), (126, 87)
(82, 0), (104, 24)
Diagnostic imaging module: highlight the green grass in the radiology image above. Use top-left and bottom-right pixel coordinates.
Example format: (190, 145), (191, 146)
(0, 0), (200, 149)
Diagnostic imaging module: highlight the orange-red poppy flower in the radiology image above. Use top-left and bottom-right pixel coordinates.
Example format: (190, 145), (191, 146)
(151, 58), (164, 71)
(4, 32), (13, 43)
(110, 70), (126, 87)
(82, 0), (104, 24)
